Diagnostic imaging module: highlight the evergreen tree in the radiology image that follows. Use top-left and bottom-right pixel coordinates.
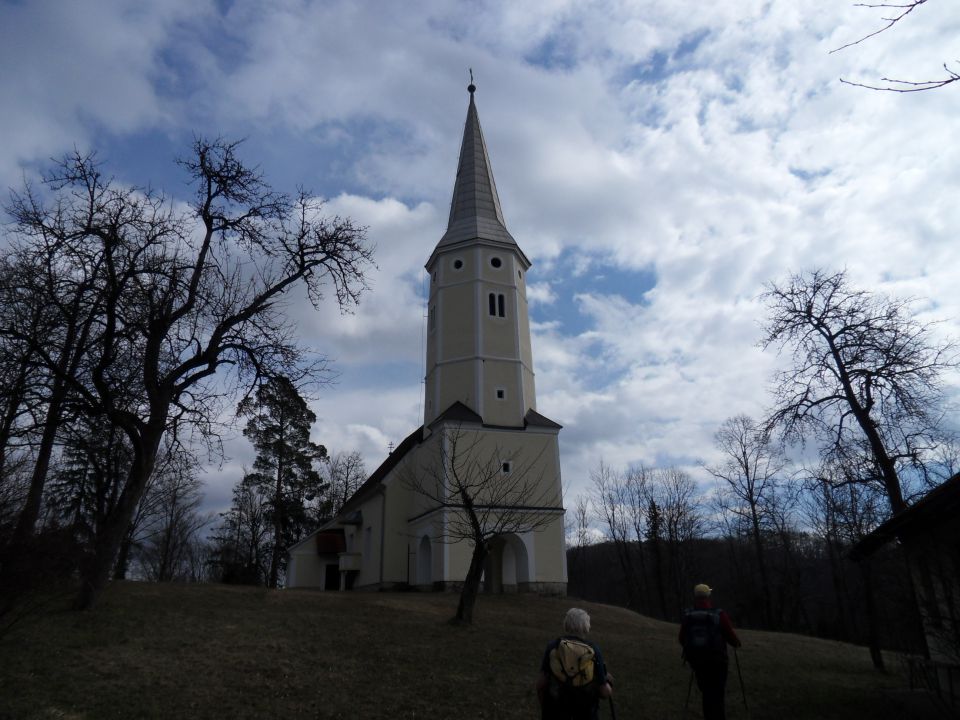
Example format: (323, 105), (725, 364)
(237, 378), (327, 587)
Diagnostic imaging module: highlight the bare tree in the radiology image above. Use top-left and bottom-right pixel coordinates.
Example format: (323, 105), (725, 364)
(807, 454), (891, 669)
(404, 425), (561, 624)
(762, 269), (956, 515)
(706, 414), (788, 628)
(589, 462), (705, 618)
(833, 1), (959, 92)
(2, 139), (373, 609)
(324, 450), (367, 517)
(572, 494), (592, 551)
(133, 452), (211, 582)
(653, 467), (706, 616)
(0, 239), (103, 553)
(0, 257), (43, 491)
(589, 461), (642, 611)
(210, 473), (271, 585)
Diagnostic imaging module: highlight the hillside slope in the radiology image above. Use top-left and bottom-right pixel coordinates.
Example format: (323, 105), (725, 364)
(0, 582), (939, 719)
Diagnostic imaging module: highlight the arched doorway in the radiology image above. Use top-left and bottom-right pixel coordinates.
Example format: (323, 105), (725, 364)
(417, 535), (432, 586)
(483, 533), (530, 593)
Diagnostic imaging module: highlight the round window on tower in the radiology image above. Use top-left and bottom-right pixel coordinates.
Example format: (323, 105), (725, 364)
(490, 257), (502, 268)
(453, 259), (464, 271)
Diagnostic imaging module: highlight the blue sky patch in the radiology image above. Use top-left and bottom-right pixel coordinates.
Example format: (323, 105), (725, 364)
(530, 250), (656, 336)
(675, 29), (710, 60)
(87, 115), (420, 205)
(789, 167), (831, 183)
(524, 30), (579, 71)
(620, 28), (710, 87)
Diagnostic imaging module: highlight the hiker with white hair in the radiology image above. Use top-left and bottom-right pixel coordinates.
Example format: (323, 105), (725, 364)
(536, 607), (614, 720)
(679, 583), (741, 720)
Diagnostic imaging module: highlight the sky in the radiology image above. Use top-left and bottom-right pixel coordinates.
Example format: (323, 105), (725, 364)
(2, 0), (959, 518)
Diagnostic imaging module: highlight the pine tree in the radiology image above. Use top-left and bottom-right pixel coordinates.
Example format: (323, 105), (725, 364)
(237, 378), (327, 587)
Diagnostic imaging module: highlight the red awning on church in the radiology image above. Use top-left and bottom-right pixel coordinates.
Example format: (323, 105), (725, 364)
(315, 530), (346, 555)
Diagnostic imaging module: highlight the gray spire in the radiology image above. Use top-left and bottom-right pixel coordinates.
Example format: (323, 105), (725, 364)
(434, 83), (523, 257)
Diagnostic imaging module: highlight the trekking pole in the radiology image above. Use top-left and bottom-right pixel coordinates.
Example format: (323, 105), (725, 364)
(608, 696), (617, 720)
(734, 647), (749, 715)
(683, 668), (694, 718)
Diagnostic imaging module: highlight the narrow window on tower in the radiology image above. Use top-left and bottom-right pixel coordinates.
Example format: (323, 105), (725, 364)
(501, 461), (512, 475)
(488, 292), (496, 316)
(495, 388), (506, 400)
(497, 294), (505, 318)
(428, 305), (435, 332)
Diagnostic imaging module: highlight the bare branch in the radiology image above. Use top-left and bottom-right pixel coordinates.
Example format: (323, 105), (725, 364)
(831, 0), (928, 54)
(839, 63), (960, 92)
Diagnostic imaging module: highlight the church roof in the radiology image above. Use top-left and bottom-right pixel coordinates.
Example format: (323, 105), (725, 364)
(427, 400), (483, 429)
(428, 83), (530, 269)
(339, 424), (424, 514)
(524, 409), (563, 430)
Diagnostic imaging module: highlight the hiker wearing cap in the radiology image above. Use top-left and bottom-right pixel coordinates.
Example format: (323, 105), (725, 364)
(536, 608), (614, 720)
(679, 584), (741, 720)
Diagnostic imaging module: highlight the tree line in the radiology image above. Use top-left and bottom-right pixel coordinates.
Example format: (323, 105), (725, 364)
(0, 139), (373, 617)
(570, 269), (957, 668)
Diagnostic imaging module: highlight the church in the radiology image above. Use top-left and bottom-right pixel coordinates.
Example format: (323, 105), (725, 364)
(286, 83), (568, 595)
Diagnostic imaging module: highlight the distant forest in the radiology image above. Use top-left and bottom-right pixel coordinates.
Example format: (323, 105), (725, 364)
(567, 537), (925, 655)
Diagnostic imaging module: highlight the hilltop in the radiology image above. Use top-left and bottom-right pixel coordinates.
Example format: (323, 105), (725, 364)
(0, 582), (939, 719)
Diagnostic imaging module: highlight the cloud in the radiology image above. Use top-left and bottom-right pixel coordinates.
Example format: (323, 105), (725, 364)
(0, 0), (213, 189)
(527, 282), (557, 306)
(3, 0), (959, 518)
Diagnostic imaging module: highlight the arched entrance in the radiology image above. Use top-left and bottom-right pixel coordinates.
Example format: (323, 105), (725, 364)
(417, 535), (432, 586)
(483, 533), (530, 594)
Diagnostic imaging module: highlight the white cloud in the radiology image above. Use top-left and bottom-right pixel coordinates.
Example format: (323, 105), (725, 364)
(3, 0), (959, 517)
(527, 282), (557, 306)
(0, 0), (213, 189)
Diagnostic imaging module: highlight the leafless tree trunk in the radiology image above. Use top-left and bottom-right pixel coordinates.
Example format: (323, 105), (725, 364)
(404, 424), (561, 624)
(809, 456), (890, 669)
(707, 415), (788, 629)
(3, 140), (373, 610)
(654, 467), (705, 617)
(762, 269), (956, 515)
(325, 451), (367, 517)
(590, 461), (642, 611)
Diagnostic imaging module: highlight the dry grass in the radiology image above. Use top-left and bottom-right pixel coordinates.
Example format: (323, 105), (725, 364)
(0, 582), (941, 719)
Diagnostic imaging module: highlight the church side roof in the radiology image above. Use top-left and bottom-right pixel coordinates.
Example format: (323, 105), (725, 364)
(428, 84), (530, 269)
(427, 400), (483, 429)
(524, 408), (563, 430)
(340, 403), (481, 516)
(339, 425), (424, 514)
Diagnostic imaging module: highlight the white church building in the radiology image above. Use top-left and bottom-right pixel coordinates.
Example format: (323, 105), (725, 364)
(287, 83), (567, 595)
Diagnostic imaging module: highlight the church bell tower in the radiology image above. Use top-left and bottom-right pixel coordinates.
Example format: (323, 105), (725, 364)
(424, 82), (537, 428)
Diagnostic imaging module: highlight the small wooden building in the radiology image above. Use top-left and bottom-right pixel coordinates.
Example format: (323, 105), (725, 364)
(852, 472), (960, 707)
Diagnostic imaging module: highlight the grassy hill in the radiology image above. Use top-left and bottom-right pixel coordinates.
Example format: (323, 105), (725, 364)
(0, 582), (940, 719)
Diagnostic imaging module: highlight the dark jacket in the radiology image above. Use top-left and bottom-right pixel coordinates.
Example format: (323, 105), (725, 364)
(678, 598), (741, 662)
